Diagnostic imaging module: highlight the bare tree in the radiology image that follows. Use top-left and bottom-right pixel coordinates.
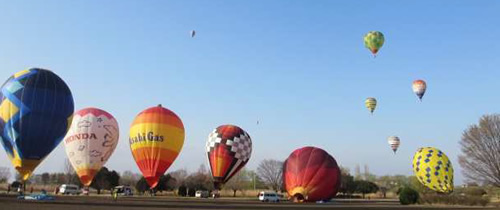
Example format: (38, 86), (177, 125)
(459, 114), (500, 186)
(0, 167), (11, 183)
(120, 170), (140, 186)
(169, 169), (188, 188)
(225, 168), (250, 197)
(257, 159), (283, 191)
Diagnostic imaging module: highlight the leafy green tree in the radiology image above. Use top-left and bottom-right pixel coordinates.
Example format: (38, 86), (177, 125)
(339, 170), (356, 196)
(178, 185), (187, 196)
(355, 180), (379, 198)
(90, 167), (120, 194)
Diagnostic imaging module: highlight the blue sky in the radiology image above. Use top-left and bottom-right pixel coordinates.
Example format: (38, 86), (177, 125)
(0, 1), (499, 185)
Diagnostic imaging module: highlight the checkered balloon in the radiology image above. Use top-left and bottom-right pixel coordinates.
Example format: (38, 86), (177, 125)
(206, 125), (252, 189)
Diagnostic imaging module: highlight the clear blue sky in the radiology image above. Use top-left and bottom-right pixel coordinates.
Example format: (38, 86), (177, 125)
(1, 0), (499, 185)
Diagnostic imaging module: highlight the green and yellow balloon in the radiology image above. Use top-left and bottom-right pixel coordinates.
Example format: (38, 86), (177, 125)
(364, 31), (385, 57)
(412, 147), (454, 193)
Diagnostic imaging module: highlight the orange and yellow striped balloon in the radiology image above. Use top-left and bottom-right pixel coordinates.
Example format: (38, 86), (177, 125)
(129, 105), (185, 188)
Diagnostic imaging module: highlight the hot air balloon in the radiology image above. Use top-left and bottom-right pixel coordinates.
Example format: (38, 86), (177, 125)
(64, 108), (119, 187)
(412, 80), (427, 101)
(283, 146), (341, 202)
(412, 147), (453, 193)
(387, 136), (400, 153)
(129, 105), (184, 188)
(206, 125), (252, 190)
(364, 31), (385, 57)
(365, 97), (377, 114)
(0, 68), (74, 181)
(190, 30), (196, 38)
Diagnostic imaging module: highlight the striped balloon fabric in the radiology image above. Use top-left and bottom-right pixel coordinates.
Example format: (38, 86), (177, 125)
(206, 125), (252, 189)
(0, 68), (74, 180)
(365, 97), (377, 114)
(283, 147), (341, 202)
(129, 105), (185, 188)
(387, 136), (401, 153)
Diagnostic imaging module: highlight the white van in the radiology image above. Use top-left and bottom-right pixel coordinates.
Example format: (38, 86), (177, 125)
(258, 191), (280, 202)
(195, 190), (209, 198)
(59, 184), (81, 195)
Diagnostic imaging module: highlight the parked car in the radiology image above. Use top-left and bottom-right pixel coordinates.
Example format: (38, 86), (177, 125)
(258, 191), (280, 202)
(59, 184), (81, 195)
(114, 186), (133, 196)
(195, 190), (209, 198)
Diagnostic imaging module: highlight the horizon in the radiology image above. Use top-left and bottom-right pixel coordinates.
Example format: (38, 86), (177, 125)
(1, 1), (500, 185)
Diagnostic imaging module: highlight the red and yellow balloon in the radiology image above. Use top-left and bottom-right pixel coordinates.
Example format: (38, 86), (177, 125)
(129, 105), (184, 188)
(206, 125), (252, 189)
(283, 146), (341, 202)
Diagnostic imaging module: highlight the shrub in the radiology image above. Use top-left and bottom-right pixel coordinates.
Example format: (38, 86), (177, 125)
(420, 194), (490, 206)
(399, 187), (419, 205)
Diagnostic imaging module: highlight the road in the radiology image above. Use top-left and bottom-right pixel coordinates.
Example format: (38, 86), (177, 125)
(0, 194), (493, 210)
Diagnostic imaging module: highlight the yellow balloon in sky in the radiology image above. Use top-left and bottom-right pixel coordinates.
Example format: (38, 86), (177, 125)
(365, 97), (377, 114)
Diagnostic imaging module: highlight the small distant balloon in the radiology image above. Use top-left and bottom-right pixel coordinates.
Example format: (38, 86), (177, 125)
(364, 31), (385, 57)
(190, 30), (196, 38)
(387, 136), (400, 153)
(412, 80), (427, 101)
(365, 97), (377, 114)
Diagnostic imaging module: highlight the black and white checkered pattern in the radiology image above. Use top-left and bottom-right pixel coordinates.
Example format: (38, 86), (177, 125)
(227, 132), (252, 161)
(206, 129), (252, 162)
(206, 129), (221, 152)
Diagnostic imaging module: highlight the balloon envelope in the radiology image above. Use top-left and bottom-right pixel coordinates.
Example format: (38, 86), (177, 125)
(387, 136), (400, 153)
(206, 125), (252, 189)
(412, 147), (454, 193)
(365, 97), (377, 114)
(64, 108), (119, 187)
(412, 80), (427, 101)
(364, 31), (385, 56)
(0, 68), (74, 180)
(129, 105), (184, 188)
(283, 146), (341, 202)
(190, 30), (196, 37)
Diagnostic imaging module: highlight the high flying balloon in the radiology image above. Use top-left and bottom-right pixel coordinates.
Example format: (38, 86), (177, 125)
(206, 125), (252, 189)
(190, 30), (196, 38)
(283, 147), (341, 202)
(365, 97), (377, 114)
(129, 105), (185, 188)
(64, 108), (119, 187)
(412, 80), (427, 101)
(364, 31), (385, 57)
(0, 68), (74, 180)
(412, 147), (454, 193)
(387, 136), (400, 153)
